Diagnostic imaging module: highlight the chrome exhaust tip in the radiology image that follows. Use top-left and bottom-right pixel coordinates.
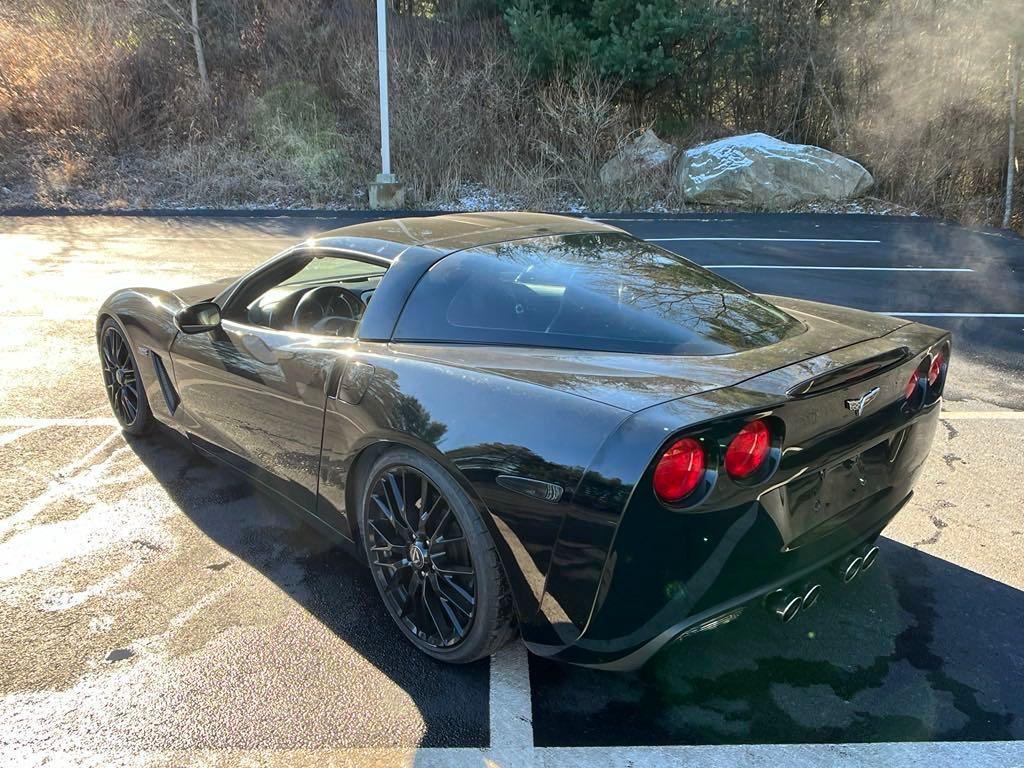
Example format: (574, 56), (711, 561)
(801, 583), (822, 610)
(860, 546), (880, 571)
(839, 554), (864, 584)
(765, 590), (803, 623)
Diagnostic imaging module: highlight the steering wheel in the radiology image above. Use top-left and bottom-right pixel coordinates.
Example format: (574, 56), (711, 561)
(292, 285), (367, 336)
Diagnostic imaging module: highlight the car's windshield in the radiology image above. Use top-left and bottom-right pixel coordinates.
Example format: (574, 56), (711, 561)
(394, 233), (802, 355)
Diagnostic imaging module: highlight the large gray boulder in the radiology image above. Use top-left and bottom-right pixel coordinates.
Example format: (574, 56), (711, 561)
(600, 129), (677, 186)
(677, 132), (873, 207)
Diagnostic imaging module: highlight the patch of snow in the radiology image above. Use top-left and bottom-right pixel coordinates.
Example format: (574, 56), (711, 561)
(695, 132), (797, 153)
(553, 193), (587, 214)
(89, 615), (115, 634)
(436, 184), (525, 213)
(786, 196), (918, 216)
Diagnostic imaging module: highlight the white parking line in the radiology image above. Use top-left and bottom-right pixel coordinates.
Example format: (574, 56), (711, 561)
(889, 312), (1024, 318)
(14, 739), (1019, 766)
(534, 741), (1024, 766)
(592, 217), (736, 223)
(941, 411), (1024, 419)
(650, 237), (882, 243)
(489, 641), (534, 749)
(6, 741), (1023, 767)
(31, 236), (300, 243)
(704, 265), (972, 272)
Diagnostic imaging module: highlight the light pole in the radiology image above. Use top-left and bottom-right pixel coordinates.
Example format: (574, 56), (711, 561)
(376, 0), (391, 177)
(369, 0), (405, 210)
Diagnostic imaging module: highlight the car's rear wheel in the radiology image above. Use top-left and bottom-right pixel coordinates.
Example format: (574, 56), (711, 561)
(359, 448), (515, 663)
(99, 319), (153, 436)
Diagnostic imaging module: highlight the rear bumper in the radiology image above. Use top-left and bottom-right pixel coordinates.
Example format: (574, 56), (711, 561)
(536, 492), (906, 670)
(525, 401), (940, 670)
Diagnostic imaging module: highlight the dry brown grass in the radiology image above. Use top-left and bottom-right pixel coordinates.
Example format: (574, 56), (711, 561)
(0, 0), (1020, 227)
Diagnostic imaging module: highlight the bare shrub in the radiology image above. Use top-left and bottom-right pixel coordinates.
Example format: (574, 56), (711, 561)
(322, 8), (546, 205)
(533, 69), (626, 207)
(2, 0), (1021, 223)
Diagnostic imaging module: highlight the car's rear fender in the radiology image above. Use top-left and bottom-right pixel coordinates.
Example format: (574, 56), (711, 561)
(316, 345), (630, 635)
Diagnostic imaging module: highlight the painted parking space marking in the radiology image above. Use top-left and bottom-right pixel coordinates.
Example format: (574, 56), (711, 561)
(887, 312), (1024, 318)
(17, 740), (1020, 766)
(939, 410), (1024, 419)
(533, 741), (1024, 766)
(649, 237), (883, 243)
(489, 641), (534, 749)
(703, 265), (973, 272)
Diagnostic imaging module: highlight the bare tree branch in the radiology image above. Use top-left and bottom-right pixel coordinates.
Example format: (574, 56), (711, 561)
(161, 0), (209, 95)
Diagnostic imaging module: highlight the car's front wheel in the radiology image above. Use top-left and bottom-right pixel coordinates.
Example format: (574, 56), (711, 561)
(99, 319), (153, 436)
(359, 448), (515, 664)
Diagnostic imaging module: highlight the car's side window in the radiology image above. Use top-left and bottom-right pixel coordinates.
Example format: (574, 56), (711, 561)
(224, 253), (387, 337)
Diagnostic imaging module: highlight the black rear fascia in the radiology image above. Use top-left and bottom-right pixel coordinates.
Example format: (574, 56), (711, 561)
(534, 324), (948, 655)
(578, 338), (946, 654)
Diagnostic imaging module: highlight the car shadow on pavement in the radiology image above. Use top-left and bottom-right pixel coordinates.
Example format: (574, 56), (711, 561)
(128, 427), (489, 749)
(529, 537), (1024, 747)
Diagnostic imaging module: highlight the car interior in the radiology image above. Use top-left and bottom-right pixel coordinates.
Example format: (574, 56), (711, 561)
(243, 256), (387, 337)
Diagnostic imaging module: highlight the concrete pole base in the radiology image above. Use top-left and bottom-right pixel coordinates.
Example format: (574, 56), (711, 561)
(369, 173), (406, 210)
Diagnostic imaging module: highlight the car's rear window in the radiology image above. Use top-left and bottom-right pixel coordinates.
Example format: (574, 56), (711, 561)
(394, 233), (802, 355)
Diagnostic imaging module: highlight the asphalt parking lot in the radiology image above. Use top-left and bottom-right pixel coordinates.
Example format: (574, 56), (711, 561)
(1, 211), (1022, 766)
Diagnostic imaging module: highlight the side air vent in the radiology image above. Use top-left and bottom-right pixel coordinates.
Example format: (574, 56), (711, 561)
(150, 353), (180, 414)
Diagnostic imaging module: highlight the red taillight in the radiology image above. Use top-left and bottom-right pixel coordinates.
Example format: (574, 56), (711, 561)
(724, 419), (772, 479)
(904, 369), (921, 399)
(653, 438), (706, 502)
(928, 352), (945, 385)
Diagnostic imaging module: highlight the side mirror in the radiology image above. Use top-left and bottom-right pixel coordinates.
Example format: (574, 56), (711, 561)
(175, 301), (222, 334)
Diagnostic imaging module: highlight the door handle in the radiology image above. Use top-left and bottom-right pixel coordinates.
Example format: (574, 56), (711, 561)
(240, 333), (279, 365)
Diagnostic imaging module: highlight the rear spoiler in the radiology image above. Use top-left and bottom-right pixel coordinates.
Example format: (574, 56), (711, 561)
(786, 346), (911, 398)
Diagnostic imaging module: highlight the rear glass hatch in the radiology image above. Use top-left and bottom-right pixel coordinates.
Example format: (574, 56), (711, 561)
(395, 232), (804, 356)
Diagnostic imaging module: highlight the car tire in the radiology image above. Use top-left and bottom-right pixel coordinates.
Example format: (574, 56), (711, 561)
(99, 318), (154, 436)
(358, 447), (516, 664)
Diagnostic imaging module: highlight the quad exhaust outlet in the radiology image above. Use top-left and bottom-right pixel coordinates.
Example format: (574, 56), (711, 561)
(763, 546), (880, 623)
(861, 545), (880, 571)
(837, 545), (880, 583)
(801, 582), (822, 610)
(837, 553), (864, 583)
(764, 581), (822, 622)
(765, 590), (803, 623)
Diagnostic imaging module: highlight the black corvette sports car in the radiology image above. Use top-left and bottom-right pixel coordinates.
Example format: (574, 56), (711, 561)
(97, 212), (949, 669)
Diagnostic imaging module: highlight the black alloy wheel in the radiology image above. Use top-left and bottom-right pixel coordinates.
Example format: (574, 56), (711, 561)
(367, 465), (476, 647)
(360, 449), (515, 663)
(99, 320), (152, 435)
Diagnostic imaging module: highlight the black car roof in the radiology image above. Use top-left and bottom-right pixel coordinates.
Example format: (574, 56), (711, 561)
(311, 212), (624, 254)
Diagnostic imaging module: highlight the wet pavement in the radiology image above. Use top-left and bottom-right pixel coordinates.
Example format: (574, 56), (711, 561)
(531, 538), (1023, 745)
(0, 212), (1022, 765)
